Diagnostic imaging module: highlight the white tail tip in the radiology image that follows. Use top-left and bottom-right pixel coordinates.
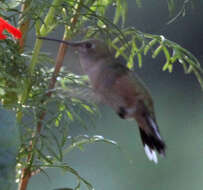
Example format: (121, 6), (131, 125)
(144, 144), (158, 164)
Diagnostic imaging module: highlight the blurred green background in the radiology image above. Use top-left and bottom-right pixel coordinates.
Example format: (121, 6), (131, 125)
(2, 0), (203, 190)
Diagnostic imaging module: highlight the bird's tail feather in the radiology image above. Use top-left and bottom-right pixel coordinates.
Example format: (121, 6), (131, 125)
(138, 115), (166, 163)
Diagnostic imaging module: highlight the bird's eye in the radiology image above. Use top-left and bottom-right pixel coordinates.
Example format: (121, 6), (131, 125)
(85, 42), (92, 49)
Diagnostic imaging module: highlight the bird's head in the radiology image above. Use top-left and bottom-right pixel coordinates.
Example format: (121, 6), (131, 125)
(66, 39), (111, 60)
(38, 37), (112, 71)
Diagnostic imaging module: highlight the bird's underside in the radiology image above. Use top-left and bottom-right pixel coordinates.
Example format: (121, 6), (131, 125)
(94, 68), (166, 163)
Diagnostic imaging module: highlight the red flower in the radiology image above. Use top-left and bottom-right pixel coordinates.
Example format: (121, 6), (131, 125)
(0, 17), (22, 39)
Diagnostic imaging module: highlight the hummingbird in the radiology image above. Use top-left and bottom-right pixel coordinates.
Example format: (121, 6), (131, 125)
(39, 37), (166, 163)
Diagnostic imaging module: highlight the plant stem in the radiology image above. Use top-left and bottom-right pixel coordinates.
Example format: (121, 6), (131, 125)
(39, 0), (61, 35)
(18, 0), (82, 189)
(19, 0), (62, 106)
(21, 38), (43, 101)
(18, 0), (31, 52)
(16, 3), (32, 188)
(18, 1), (62, 189)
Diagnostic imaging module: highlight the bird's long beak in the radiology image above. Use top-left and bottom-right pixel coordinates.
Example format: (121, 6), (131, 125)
(38, 36), (82, 47)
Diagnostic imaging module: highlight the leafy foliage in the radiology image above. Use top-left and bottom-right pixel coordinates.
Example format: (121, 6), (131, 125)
(0, 39), (27, 107)
(111, 28), (203, 88)
(0, 0), (202, 190)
